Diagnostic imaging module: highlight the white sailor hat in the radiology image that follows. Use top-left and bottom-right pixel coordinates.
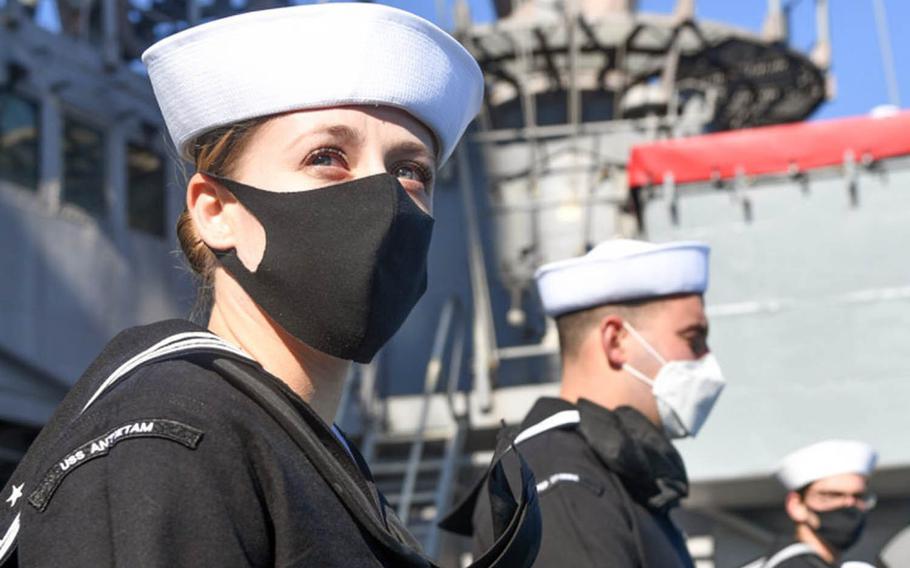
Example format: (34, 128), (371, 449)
(776, 440), (878, 491)
(142, 3), (483, 164)
(535, 239), (710, 317)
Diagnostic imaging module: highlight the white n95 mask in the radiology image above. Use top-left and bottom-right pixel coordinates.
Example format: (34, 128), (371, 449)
(621, 321), (726, 439)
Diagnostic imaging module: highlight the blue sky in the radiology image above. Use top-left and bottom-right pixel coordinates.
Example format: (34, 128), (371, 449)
(378, 0), (908, 121)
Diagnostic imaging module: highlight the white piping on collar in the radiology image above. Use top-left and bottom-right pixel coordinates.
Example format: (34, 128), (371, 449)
(81, 331), (255, 414)
(761, 543), (816, 568)
(513, 409), (580, 445)
(0, 513), (20, 563)
(0, 332), (255, 564)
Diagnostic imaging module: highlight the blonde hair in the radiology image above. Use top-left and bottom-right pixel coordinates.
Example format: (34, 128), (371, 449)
(176, 117), (268, 317)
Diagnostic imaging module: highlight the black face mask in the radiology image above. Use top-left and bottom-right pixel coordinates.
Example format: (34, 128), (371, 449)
(811, 506), (867, 552)
(208, 173), (434, 363)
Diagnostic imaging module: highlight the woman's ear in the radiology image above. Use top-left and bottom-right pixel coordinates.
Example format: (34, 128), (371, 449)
(600, 315), (627, 370)
(186, 173), (237, 252)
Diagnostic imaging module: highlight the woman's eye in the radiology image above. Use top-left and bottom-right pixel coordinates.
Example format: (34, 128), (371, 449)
(305, 148), (347, 169)
(393, 162), (431, 184)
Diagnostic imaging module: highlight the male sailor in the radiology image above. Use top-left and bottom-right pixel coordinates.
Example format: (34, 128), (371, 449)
(751, 440), (878, 568)
(451, 239), (726, 567)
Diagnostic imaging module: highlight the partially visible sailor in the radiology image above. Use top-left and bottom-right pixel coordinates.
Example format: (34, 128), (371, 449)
(446, 239), (725, 567)
(747, 440), (878, 568)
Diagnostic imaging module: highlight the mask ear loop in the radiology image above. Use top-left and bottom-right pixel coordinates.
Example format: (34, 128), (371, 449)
(622, 321), (665, 389)
(620, 321), (668, 388)
(621, 321), (668, 364)
(623, 363), (656, 388)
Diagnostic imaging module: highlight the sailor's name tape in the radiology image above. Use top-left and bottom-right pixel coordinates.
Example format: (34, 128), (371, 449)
(28, 418), (204, 512)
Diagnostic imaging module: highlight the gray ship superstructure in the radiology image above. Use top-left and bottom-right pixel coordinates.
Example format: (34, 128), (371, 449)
(0, 1), (907, 566)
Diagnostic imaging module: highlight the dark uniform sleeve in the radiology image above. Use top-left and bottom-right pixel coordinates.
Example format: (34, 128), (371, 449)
(532, 478), (640, 567)
(18, 417), (272, 567)
(473, 466), (639, 567)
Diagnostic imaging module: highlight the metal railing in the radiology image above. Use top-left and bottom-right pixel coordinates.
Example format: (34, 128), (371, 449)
(425, 320), (471, 558)
(456, 142), (498, 414)
(396, 296), (466, 526)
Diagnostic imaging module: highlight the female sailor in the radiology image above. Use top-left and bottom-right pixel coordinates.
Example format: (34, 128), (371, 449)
(0, 4), (538, 566)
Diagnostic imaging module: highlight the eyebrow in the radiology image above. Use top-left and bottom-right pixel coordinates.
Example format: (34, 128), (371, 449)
(287, 124), (436, 166)
(323, 124), (364, 145)
(286, 124), (365, 151)
(388, 140), (437, 167)
(677, 323), (709, 336)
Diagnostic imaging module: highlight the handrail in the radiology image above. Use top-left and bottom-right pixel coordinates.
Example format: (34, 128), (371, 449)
(396, 296), (465, 524)
(444, 307), (467, 421)
(428, 313), (468, 558)
(425, 418), (466, 558)
(456, 141), (498, 414)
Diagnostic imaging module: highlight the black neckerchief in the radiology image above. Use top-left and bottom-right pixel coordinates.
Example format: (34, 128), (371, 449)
(575, 399), (689, 512)
(516, 397), (688, 512)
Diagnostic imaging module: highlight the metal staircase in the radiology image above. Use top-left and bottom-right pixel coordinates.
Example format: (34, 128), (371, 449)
(356, 297), (470, 559)
(366, 426), (469, 557)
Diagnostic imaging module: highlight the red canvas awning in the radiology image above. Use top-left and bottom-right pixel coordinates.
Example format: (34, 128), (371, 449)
(627, 111), (910, 188)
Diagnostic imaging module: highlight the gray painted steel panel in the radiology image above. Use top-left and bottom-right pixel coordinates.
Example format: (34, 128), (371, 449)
(645, 163), (910, 480)
(0, 181), (190, 388)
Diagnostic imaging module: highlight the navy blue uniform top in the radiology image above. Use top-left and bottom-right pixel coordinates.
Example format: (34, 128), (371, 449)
(0, 320), (420, 567)
(472, 397), (694, 568)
